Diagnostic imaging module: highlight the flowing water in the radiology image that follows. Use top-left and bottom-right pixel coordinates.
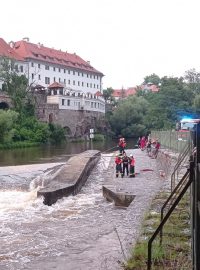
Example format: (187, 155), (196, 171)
(0, 139), (137, 270)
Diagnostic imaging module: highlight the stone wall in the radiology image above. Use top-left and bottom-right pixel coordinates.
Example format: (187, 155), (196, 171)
(34, 92), (107, 137)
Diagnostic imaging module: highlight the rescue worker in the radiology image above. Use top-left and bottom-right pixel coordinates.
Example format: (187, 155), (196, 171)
(118, 137), (126, 154)
(122, 152), (129, 177)
(129, 154), (135, 177)
(115, 154), (123, 178)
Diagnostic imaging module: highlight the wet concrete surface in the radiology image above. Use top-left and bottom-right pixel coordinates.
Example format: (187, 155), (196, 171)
(0, 149), (169, 270)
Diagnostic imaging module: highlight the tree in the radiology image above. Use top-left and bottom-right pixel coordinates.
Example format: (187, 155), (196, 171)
(0, 57), (34, 116)
(109, 96), (149, 137)
(102, 87), (114, 103)
(143, 73), (161, 85)
(0, 110), (18, 143)
(143, 76), (194, 130)
(184, 68), (200, 95)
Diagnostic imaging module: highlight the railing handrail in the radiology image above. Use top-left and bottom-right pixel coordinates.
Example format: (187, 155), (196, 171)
(147, 158), (194, 270)
(171, 143), (190, 191)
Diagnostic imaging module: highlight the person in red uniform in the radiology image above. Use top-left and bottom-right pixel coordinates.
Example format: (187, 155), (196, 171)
(129, 154), (135, 177)
(118, 138), (126, 154)
(115, 154), (123, 178)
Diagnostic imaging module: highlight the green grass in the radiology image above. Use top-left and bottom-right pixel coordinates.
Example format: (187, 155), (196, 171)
(124, 191), (192, 270)
(0, 141), (40, 149)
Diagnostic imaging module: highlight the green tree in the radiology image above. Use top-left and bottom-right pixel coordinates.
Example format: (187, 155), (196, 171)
(102, 87), (114, 103)
(0, 57), (34, 116)
(143, 76), (194, 130)
(0, 110), (18, 143)
(143, 73), (161, 85)
(109, 96), (149, 137)
(184, 68), (200, 95)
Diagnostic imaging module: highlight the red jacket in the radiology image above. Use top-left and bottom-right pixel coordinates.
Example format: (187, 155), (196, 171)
(129, 158), (135, 166)
(115, 157), (122, 165)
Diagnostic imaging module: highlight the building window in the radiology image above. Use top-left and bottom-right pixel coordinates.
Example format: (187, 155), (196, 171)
(82, 82), (84, 86)
(78, 81), (80, 86)
(38, 64), (40, 68)
(87, 74), (89, 78)
(45, 65), (49, 70)
(64, 79), (66, 84)
(78, 72), (80, 76)
(73, 80), (75, 85)
(59, 68), (61, 72)
(59, 78), (61, 82)
(20, 66), (23, 72)
(97, 84), (99, 89)
(15, 65), (18, 72)
(94, 75), (96, 79)
(68, 80), (70, 84)
(82, 73), (84, 77)
(67, 100), (70, 106)
(32, 73), (34, 79)
(38, 74), (41, 80)
(62, 99), (65, 106)
(94, 84), (95, 88)
(54, 77), (56, 82)
(97, 76), (99, 80)
(73, 71), (75, 75)
(64, 69), (66, 73)
(31, 62), (34, 67)
(90, 74), (92, 78)
(90, 83), (92, 88)
(45, 77), (50, 84)
(91, 102), (93, 108)
(87, 83), (89, 87)
(68, 70), (70, 74)
(53, 67), (56, 71)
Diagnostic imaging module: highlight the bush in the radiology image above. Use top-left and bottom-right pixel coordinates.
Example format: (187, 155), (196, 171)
(93, 134), (105, 141)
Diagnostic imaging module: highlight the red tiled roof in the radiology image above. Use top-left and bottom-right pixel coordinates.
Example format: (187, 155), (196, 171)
(112, 89), (124, 97)
(13, 40), (103, 75)
(0, 38), (23, 61)
(141, 84), (159, 92)
(48, 82), (64, 88)
(126, 87), (137, 96)
(95, 91), (103, 97)
(112, 88), (137, 98)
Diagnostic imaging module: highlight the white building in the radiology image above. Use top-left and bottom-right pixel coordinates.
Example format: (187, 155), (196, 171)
(0, 38), (28, 89)
(13, 38), (104, 95)
(0, 37), (105, 114)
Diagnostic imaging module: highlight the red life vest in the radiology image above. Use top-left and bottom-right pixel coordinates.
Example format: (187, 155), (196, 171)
(130, 158), (135, 166)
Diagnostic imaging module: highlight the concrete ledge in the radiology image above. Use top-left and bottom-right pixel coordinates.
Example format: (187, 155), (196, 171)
(37, 150), (100, 205)
(102, 185), (135, 207)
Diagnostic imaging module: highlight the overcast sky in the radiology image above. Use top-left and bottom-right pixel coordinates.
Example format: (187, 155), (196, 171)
(1, 0), (200, 89)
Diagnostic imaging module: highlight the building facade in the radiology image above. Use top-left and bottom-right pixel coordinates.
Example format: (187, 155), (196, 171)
(12, 38), (104, 95)
(0, 37), (106, 136)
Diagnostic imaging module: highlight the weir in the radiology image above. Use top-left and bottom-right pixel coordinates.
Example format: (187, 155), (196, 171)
(37, 150), (100, 205)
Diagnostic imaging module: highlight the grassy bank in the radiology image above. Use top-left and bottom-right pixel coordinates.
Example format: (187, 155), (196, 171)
(124, 191), (192, 270)
(0, 141), (40, 149)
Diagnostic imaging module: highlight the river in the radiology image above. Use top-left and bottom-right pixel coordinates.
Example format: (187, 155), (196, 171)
(0, 138), (136, 166)
(0, 138), (138, 270)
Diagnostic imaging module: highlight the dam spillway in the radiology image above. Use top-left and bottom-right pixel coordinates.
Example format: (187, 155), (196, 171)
(37, 150), (101, 205)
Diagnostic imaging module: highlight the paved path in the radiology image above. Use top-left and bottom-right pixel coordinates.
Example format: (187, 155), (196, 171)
(100, 148), (169, 269)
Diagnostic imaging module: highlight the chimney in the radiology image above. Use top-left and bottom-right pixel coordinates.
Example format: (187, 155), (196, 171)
(23, 37), (29, 42)
(9, 41), (15, 48)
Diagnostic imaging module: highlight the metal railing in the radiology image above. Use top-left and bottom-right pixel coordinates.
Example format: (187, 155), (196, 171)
(147, 158), (194, 270)
(171, 143), (190, 191)
(151, 130), (190, 153)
